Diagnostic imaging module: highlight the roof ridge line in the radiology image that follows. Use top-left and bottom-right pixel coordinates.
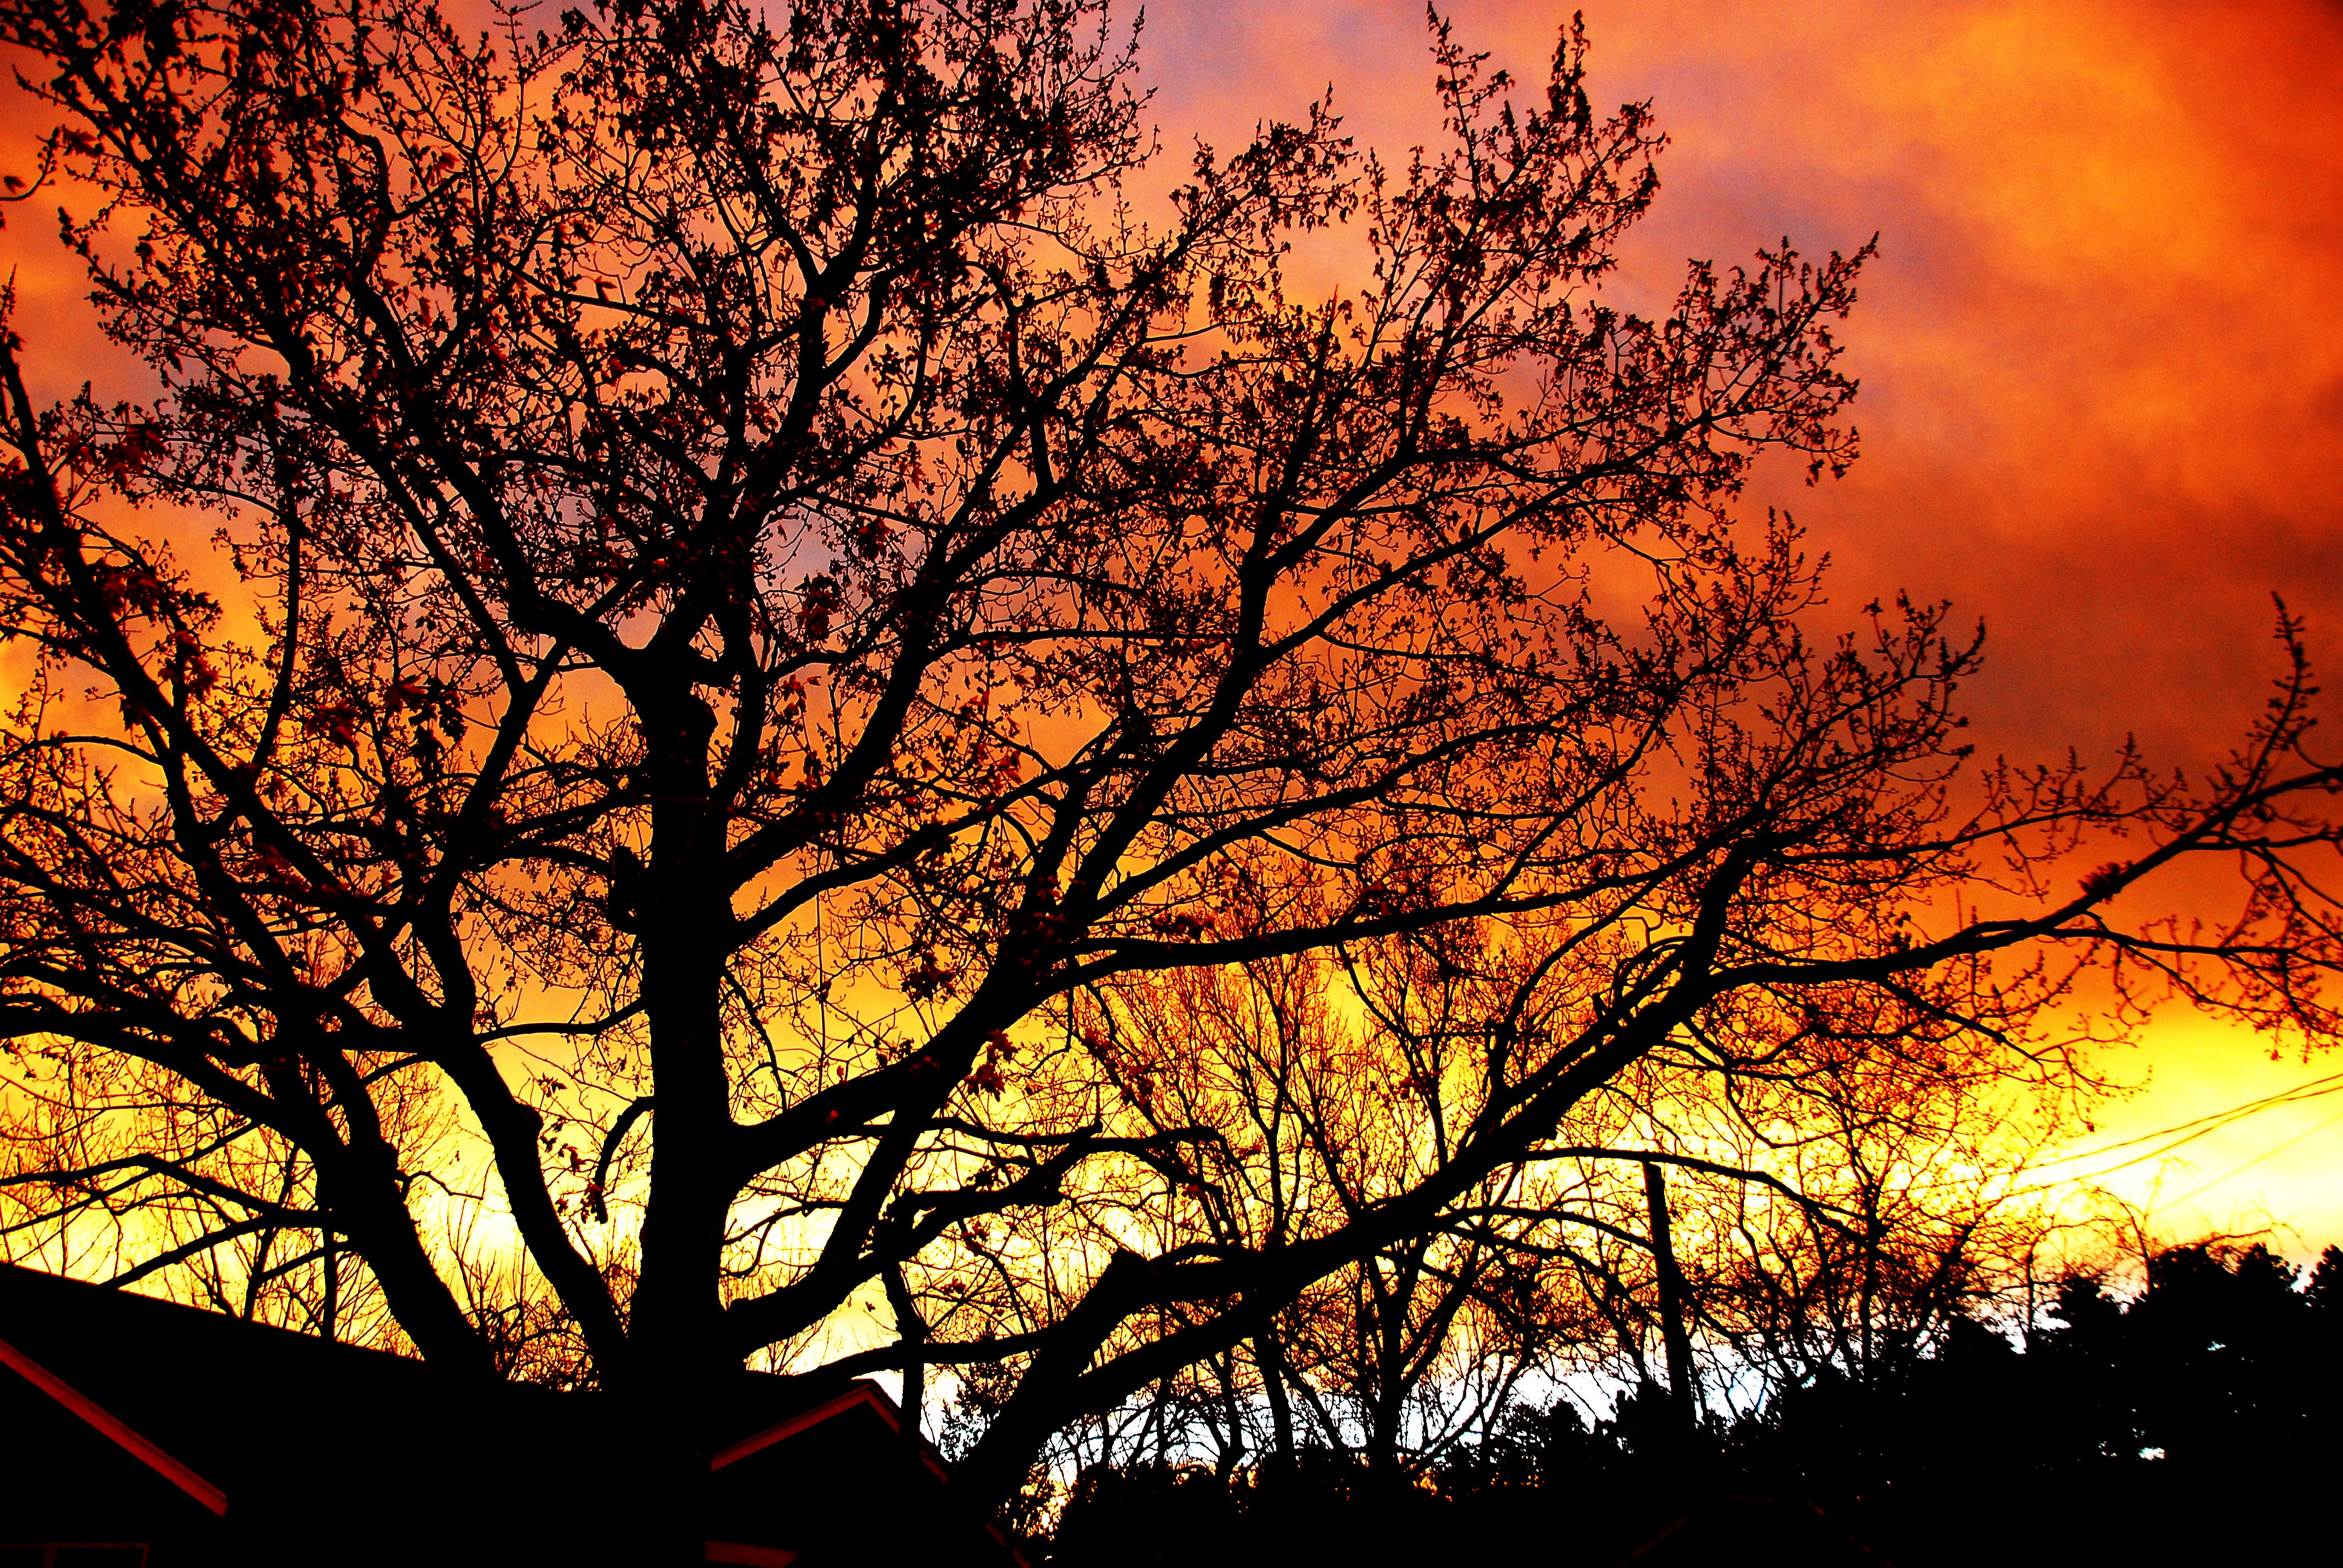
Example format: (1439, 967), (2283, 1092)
(0, 1331), (231, 1517)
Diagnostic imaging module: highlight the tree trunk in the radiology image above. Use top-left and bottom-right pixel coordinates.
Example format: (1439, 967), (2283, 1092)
(886, 1266), (929, 1466)
(630, 799), (735, 1564)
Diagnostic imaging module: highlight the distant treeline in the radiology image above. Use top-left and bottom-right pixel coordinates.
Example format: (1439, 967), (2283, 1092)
(1038, 1242), (2343, 1567)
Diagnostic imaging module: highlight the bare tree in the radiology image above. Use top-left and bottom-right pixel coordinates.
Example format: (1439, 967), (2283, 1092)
(0, 0), (2335, 1549)
(1036, 949), (1582, 1482)
(1031, 903), (2085, 1478)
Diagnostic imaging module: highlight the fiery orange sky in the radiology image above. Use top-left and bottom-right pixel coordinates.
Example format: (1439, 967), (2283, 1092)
(1135, 0), (2343, 1254)
(4, 1), (2339, 1258)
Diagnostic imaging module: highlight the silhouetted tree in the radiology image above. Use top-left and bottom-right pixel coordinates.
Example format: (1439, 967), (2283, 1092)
(1, 0), (2338, 1551)
(1043, 1237), (2343, 1567)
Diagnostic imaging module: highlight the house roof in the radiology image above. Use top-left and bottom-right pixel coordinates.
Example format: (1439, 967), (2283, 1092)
(0, 1259), (505, 1541)
(0, 1262), (1017, 1567)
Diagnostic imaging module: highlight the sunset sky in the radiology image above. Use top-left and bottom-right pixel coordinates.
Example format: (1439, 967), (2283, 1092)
(1129, 0), (2343, 1255)
(3, 1), (2339, 1259)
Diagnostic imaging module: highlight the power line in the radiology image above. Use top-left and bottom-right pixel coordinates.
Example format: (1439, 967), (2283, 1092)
(2028, 1068), (2343, 1171)
(2010, 1068), (2343, 1197)
(2152, 1100), (2343, 1217)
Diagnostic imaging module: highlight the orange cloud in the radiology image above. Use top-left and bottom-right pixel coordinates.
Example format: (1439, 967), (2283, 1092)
(1143, 0), (2343, 1252)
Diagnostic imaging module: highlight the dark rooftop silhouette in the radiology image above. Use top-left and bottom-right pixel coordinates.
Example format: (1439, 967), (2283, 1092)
(0, 1262), (1012, 1567)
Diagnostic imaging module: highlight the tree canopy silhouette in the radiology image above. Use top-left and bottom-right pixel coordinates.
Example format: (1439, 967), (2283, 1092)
(1038, 1244), (2343, 1568)
(1, 0), (2337, 1547)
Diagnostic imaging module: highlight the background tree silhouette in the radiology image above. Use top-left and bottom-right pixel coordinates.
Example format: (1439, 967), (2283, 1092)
(0, 0), (2338, 1550)
(1041, 1241), (2343, 1568)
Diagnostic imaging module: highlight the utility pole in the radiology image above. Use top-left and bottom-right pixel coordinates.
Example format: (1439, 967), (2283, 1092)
(1643, 1160), (1700, 1436)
